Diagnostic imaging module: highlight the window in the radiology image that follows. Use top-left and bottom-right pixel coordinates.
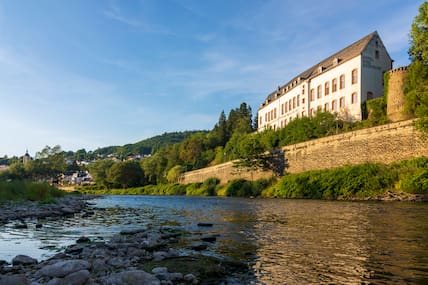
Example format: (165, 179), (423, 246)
(310, 108), (314, 116)
(331, 100), (337, 111)
(285, 102), (288, 112)
(289, 99), (292, 110)
(265, 113), (268, 122)
(297, 95), (300, 107)
(339, 74), (345, 89)
(302, 85), (305, 94)
(281, 104), (284, 115)
(274, 108), (277, 119)
(325, 82), (330, 95)
(324, 103), (329, 111)
(310, 89), (315, 101)
(293, 97), (296, 109)
(332, 78), (337, 92)
(317, 85), (322, 98)
(351, 92), (358, 104)
(302, 97), (305, 104)
(367, 91), (374, 100)
(339, 97), (345, 108)
(302, 111), (305, 117)
(352, 69), (358, 84)
(375, 50), (379, 59)
(259, 116), (262, 125)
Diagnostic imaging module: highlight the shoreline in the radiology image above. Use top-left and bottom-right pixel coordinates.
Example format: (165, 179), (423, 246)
(0, 195), (96, 225)
(0, 196), (247, 284)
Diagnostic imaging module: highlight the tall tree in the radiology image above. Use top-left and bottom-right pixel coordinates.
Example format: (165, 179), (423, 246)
(409, 2), (428, 64)
(404, 2), (428, 133)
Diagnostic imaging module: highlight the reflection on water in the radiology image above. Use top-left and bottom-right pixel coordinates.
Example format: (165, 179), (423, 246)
(0, 195), (427, 284)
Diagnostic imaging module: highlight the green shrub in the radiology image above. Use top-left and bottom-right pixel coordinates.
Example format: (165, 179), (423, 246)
(0, 180), (65, 204)
(222, 179), (254, 197)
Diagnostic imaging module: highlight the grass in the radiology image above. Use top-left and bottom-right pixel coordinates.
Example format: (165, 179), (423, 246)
(0, 180), (66, 204)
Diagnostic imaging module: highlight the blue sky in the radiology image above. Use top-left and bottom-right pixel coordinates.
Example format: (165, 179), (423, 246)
(0, 0), (423, 157)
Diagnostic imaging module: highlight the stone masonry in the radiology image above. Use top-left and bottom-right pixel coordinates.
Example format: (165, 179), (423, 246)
(387, 66), (409, 122)
(182, 119), (428, 184)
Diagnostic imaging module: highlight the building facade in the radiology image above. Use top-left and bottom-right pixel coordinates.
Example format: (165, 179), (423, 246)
(258, 31), (393, 131)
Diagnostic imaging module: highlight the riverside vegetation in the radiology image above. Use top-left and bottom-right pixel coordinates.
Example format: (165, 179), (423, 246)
(78, 157), (428, 201)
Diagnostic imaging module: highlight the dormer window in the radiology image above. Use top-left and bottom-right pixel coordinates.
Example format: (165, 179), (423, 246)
(333, 58), (340, 65)
(318, 66), (324, 73)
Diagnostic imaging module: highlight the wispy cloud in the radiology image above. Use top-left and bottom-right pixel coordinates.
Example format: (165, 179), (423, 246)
(103, 1), (142, 27)
(102, 0), (171, 34)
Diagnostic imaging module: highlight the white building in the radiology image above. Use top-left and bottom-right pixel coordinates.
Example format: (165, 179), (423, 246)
(258, 31), (393, 131)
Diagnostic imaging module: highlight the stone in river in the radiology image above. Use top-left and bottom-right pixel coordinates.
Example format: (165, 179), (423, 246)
(0, 274), (29, 285)
(63, 269), (90, 285)
(201, 235), (217, 243)
(190, 242), (208, 251)
(197, 222), (213, 227)
(12, 255), (38, 266)
(35, 260), (91, 278)
(103, 270), (160, 285)
(76, 236), (91, 243)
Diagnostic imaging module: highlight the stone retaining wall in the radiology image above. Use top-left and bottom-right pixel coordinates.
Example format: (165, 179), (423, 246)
(182, 120), (428, 184)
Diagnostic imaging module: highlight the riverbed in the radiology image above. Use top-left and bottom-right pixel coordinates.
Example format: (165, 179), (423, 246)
(1, 195), (427, 284)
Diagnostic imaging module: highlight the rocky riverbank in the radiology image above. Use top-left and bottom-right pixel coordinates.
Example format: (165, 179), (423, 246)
(0, 196), (248, 284)
(0, 195), (95, 225)
(0, 226), (247, 285)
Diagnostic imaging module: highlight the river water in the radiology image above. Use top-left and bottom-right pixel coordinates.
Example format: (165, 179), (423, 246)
(0, 195), (427, 284)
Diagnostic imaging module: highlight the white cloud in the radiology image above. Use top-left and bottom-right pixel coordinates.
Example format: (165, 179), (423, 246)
(103, 2), (142, 28)
(102, 0), (171, 34)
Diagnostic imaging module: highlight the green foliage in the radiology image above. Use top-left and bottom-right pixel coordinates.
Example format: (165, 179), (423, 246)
(88, 159), (114, 187)
(409, 2), (428, 64)
(167, 165), (185, 183)
(219, 178), (274, 197)
(391, 157), (428, 194)
(106, 160), (145, 188)
(264, 157), (428, 199)
(404, 2), (428, 133)
(384, 71), (390, 102)
(0, 181), (65, 204)
(365, 97), (388, 125)
(93, 131), (205, 158)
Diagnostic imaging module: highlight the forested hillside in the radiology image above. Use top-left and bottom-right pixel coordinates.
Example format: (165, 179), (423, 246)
(92, 131), (207, 157)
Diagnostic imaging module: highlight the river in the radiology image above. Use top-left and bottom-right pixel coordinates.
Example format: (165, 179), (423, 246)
(1, 195), (427, 284)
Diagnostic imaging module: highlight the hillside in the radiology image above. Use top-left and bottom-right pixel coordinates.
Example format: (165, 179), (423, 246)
(93, 130), (207, 157)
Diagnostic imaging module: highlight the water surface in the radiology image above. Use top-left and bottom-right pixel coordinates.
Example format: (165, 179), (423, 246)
(0, 195), (427, 284)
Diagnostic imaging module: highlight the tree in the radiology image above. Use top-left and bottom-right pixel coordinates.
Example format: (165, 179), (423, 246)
(88, 159), (114, 187)
(233, 134), (287, 179)
(35, 145), (66, 178)
(409, 2), (428, 64)
(166, 165), (185, 183)
(404, 2), (428, 133)
(107, 160), (145, 188)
